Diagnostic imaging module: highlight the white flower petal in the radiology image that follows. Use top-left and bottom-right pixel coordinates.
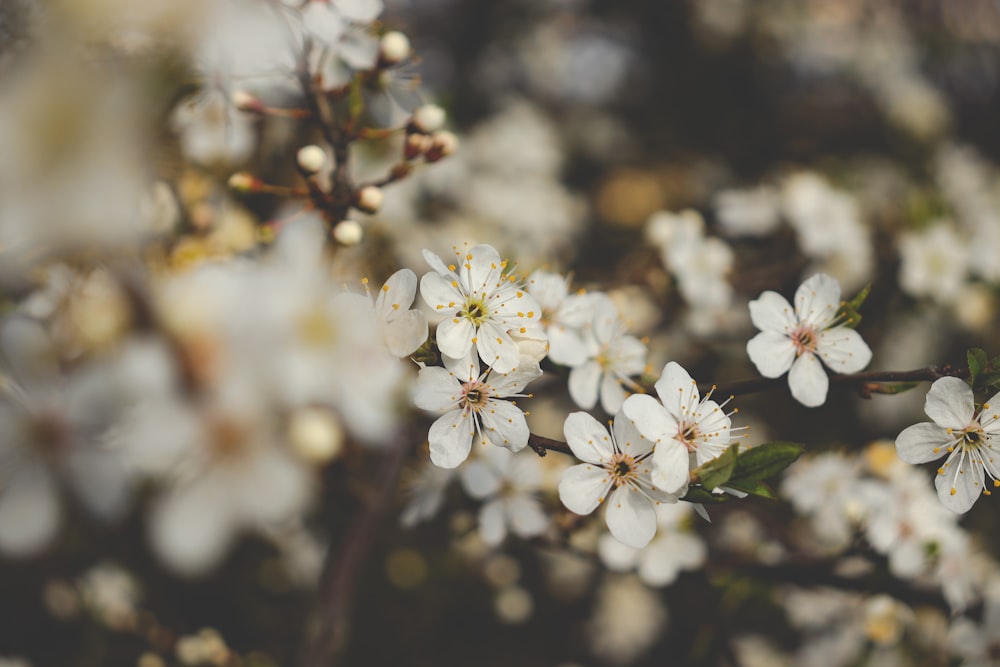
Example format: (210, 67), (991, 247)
(479, 399), (529, 451)
(421, 248), (452, 276)
(464, 244), (504, 295)
(488, 361), (542, 396)
(435, 316), (475, 360)
(476, 321), (518, 373)
(621, 394), (678, 445)
(150, 475), (235, 576)
(564, 411), (615, 464)
(568, 362), (601, 410)
(599, 373), (627, 414)
(419, 270), (459, 310)
(650, 440), (690, 494)
(559, 463), (613, 515)
(478, 499), (506, 546)
(788, 353), (829, 407)
(925, 377), (975, 430)
(413, 366), (460, 412)
(747, 290), (796, 334)
(794, 273), (841, 328)
(336, 0), (383, 23)
(597, 533), (639, 571)
(0, 462), (60, 556)
(936, 449), (984, 514)
(746, 331), (796, 378)
(816, 327), (872, 374)
(460, 459), (503, 499)
(653, 361), (698, 420)
(612, 411), (655, 459)
(376, 268), (417, 317)
(895, 422), (949, 464)
(506, 495), (548, 538)
(384, 310), (428, 357)
(546, 325), (588, 367)
(605, 486), (656, 549)
(428, 410), (474, 469)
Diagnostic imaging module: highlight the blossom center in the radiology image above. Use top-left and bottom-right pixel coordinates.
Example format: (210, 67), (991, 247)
(675, 420), (701, 452)
(789, 325), (817, 356)
(608, 452), (638, 487)
(460, 381), (491, 411)
(460, 297), (490, 326)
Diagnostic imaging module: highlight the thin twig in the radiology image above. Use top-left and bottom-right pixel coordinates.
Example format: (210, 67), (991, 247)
(300, 432), (414, 667)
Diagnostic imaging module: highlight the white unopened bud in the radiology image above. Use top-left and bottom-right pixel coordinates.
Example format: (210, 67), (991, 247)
(296, 145), (327, 173)
(355, 185), (384, 213)
(227, 172), (257, 192)
(425, 131), (458, 162)
(289, 407), (345, 464)
(380, 31), (411, 65)
(230, 89), (260, 112)
(332, 219), (363, 246)
(411, 104), (446, 133)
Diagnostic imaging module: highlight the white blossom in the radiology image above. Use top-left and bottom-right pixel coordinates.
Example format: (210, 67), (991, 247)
(746, 273), (872, 407)
(413, 352), (541, 469)
(558, 411), (679, 549)
(460, 446), (548, 546)
(895, 377), (1000, 513)
(621, 362), (735, 495)
(420, 244), (544, 374)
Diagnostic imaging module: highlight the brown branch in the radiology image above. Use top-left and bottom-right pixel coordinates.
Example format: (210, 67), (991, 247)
(300, 432), (414, 667)
(698, 365), (969, 400)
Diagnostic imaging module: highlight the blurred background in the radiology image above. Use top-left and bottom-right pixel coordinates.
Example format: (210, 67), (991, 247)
(2, 0), (1000, 666)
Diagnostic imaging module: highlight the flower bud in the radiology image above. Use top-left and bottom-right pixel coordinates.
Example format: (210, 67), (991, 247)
(411, 104), (446, 134)
(379, 31), (411, 65)
(355, 185), (384, 214)
(288, 407), (345, 464)
(296, 145), (327, 173)
(227, 172), (259, 192)
(425, 131), (458, 162)
(404, 133), (432, 160)
(230, 90), (261, 112)
(332, 219), (363, 246)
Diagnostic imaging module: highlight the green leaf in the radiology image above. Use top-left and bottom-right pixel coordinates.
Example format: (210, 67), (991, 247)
(835, 284), (870, 329)
(968, 348), (988, 386)
(680, 486), (730, 504)
(977, 371), (1000, 393)
(695, 444), (738, 491)
(722, 479), (776, 499)
(729, 441), (804, 483)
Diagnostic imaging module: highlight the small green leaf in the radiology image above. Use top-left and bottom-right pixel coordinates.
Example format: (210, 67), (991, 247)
(835, 284), (870, 329)
(729, 441), (804, 484)
(722, 479), (776, 499)
(680, 486), (729, 504)
(867, 381), (921, 396)
(695, 444), (738, 491)
(968, 348), (988, 386)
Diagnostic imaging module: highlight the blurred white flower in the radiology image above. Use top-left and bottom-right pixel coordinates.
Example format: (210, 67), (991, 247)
(898, 222), (970, 304)
(597, 503), (705, 586)
(714, 186), (781, 237)
(747, 273), (872, 407)
(567, 294), (646, 415)
(460, 446), (548, 546)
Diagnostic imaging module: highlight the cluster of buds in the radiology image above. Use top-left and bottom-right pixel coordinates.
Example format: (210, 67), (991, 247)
(224, 26), (456, 248)
(405, 104), (458, 163)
